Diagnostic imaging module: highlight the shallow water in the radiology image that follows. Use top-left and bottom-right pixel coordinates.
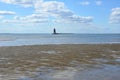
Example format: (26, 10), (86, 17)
(0, 44), (120, 80)
(0, 34), (120, 46)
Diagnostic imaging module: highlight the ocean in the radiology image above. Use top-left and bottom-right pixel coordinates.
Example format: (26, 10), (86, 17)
(0, 33), (120, 46)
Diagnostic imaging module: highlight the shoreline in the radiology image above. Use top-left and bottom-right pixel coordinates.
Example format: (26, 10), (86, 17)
(0, 43), (120, 47)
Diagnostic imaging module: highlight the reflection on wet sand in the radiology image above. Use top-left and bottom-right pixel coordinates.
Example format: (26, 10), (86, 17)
(0, 44), (120, 80)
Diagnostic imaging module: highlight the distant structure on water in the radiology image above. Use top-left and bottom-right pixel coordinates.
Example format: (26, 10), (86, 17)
(53, 28), (57, 34)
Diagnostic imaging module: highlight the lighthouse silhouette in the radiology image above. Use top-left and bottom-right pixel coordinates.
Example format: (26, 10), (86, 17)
(53, 28), (57, 34)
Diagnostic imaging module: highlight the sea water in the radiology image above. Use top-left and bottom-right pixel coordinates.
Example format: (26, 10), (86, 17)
(0, 34), (120, 46)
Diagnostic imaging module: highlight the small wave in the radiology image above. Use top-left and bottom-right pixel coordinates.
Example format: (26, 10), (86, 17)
(0, 38), (16, 41)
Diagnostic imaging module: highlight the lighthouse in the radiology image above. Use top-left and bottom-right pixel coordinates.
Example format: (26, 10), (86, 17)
(53, 28), (57, 34)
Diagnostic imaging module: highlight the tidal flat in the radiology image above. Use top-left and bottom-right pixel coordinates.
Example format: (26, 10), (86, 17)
(0, 44), (120, 80)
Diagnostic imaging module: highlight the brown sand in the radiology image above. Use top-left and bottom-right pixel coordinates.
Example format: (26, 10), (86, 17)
(0, 44), (120, 80)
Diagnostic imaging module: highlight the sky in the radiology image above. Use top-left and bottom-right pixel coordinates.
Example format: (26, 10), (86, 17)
(0, 0), (120, 33)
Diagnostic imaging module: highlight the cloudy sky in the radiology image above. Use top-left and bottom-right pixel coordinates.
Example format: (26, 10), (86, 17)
(0, 0), (120, 33)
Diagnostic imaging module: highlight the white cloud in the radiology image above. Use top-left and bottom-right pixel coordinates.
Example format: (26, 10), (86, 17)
(55, 15), (93, 23)
(35, 1), (93, 23)
(0, 0), (43, 8)
(68, 16), (93, 23)
(95, 1), (102, 6)
(3, 14), (49, 23)
(109, 8), (120, 24)
(35, 1), (67, 15)
(3, 19), (48, 23)
(0, 11), (16, 15)
(79, 1), (90, 6)
(1, 0), (93, 24)
(22, 14), (48, 19)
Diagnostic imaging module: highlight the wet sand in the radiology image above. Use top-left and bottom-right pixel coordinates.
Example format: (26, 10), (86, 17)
(0, 44), (120, 80)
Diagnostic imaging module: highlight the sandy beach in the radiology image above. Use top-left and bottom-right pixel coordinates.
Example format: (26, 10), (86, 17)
(0, 44), (120, 80)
